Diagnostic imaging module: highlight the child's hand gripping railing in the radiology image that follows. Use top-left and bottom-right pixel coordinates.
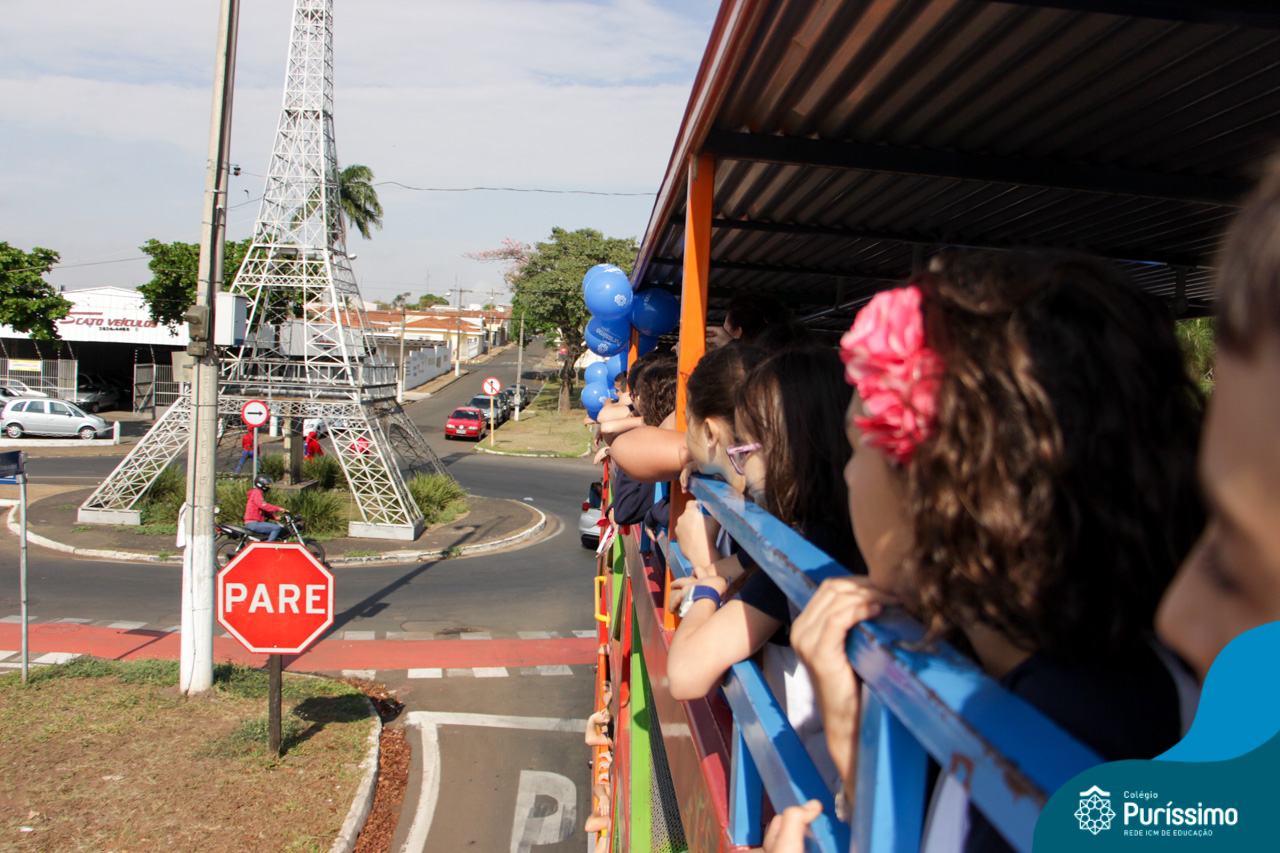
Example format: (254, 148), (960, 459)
(684, 476), (1105, 853)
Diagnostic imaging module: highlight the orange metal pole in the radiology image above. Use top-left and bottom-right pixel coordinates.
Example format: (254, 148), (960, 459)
(668, 152), (714, 629)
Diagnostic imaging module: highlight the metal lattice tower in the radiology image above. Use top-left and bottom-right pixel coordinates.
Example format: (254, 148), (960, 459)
(80, 0), (448, 540)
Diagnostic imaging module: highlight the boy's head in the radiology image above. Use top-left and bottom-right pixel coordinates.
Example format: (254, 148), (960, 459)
(1158, 154), (1280, 681)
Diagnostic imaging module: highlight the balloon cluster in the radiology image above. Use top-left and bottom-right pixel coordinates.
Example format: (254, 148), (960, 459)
(578, 264), (680, 419)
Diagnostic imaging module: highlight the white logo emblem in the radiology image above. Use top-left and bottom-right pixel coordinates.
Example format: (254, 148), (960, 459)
(1076, 786), (1115, 834)
(614, 294), (628, 307)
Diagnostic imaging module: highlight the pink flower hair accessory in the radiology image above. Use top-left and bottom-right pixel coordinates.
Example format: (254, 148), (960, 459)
(839, 285), (943, 465)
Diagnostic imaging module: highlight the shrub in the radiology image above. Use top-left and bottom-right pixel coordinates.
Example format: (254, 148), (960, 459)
(139, 464), (185, 525)
(280, 487), (346, 537)
(216, 478), (250, 524)
(302, 454), (342, 490)
(407, 474), (468, 524)
(258, 453), (285, 480)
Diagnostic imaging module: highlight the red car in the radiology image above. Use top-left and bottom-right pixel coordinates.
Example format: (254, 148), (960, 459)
(444, 406), (486, 440)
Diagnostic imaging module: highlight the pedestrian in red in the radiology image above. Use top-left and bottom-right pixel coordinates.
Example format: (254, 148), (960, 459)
(304, 430), (324, 461)
(235, 428), (257, 475)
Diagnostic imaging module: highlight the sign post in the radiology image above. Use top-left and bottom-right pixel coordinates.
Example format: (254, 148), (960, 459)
(241, 399), (270, 484)
(0, 452), (28, 682)
(483, 376), (501, 447)
(217, 542), (334, 754)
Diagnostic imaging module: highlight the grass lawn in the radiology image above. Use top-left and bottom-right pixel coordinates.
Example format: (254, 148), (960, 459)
(479, 376), (594, 456)
(0, 658), (375, 853)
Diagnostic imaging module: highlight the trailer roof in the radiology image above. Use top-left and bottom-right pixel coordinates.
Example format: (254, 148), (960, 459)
(633, 0), (1280, 332)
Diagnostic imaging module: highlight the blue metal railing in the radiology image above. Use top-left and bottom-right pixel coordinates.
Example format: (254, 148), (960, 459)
(678, 476), (1105, 853)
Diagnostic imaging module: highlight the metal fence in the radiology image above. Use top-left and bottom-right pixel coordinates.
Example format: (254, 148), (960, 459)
(0, 357), (77, 398)
(133, 363), (181, 416)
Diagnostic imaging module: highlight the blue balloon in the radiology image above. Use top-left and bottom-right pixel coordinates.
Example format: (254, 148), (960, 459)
(584, 268), (633, 320)
(584, 316), (630, 357)
(584, 362), (609, 386)
(580, 381), (614, 419)
(582, 263), (623, 296)
(631, 289), (680, 337)
(636, 333), (659, 356)
(606, 353), (627, 385)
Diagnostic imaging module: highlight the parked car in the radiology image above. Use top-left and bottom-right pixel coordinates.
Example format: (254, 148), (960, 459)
(68, 381), (121, 413)
(444, 406), (487, 440)
(505, 384), (531, 409)
(468, 394), (509, 424)
(578, 481), (604, 548)
(0, 380), (49, 398)
(2, 398), (110, 439)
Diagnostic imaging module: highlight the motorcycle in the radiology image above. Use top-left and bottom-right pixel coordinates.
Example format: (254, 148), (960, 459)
(214, 507), (327, 567)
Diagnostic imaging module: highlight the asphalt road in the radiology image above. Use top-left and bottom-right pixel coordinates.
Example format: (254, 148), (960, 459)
(0, 340), (608, 852)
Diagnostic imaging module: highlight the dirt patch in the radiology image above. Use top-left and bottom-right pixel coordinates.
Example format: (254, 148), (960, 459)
(484, 377), (592, 456)
(0, 659), (377, 853)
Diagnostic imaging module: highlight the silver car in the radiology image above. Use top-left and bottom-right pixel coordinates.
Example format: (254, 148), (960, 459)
(2, 398), (110, 440)
(578, 481), (603, 548)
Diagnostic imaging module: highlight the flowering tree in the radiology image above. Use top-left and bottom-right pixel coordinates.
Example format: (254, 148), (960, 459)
(468, 230), (637, 413)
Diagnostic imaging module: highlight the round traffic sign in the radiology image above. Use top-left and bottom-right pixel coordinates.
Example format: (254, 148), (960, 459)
(482, 376), (501, 396)
(241, 399), (270, 428)
(217, 543), (334, 654)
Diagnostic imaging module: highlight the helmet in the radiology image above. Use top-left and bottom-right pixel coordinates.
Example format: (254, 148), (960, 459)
(253, 475), (274, 490)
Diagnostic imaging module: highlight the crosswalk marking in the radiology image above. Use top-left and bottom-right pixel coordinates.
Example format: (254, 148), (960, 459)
(343, 631), (376, 641)
(33, 652), (80, 665)
(572, 630), (595, 638)
(460, 632), (492, 640)
(518, 631), (554, 640)
(105, 621), (148, 631)
(342, 669), (376, 680)
(473, 667), (509, 678)
(408, 668), (443, 679)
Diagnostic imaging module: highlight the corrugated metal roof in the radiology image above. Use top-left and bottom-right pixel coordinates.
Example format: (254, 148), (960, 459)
(634, 0), (1280, 331)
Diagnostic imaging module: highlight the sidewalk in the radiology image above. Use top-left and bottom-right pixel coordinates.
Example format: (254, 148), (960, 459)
(3, 486), (550, 566)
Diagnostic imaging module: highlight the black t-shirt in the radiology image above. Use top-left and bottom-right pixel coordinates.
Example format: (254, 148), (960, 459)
(607, 463), (655, 527)
(962, 644), (1182, 853)
(735, 520), (863, 639)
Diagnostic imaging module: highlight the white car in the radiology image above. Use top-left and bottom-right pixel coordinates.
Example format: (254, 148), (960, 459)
(0, 380), (49, 398)
(2, 398), (110, 440)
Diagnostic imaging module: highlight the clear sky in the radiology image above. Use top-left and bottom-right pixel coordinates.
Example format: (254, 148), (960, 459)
(1, 0), (720, 306)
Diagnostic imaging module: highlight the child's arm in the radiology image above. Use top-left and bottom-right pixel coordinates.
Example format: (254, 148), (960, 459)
(667, 579), (782, 701)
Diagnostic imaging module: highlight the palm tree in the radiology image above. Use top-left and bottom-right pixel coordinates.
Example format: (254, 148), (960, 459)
(338, 164), (383, 240)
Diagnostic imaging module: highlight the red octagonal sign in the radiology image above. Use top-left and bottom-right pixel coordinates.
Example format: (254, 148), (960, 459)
(217, 543), (334, 654)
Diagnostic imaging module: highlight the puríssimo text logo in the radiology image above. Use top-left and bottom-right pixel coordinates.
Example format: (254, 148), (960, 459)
(1075, 787), (1240, 838)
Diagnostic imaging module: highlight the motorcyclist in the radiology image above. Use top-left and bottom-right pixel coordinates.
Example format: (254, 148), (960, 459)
(244, 475), (285, 542)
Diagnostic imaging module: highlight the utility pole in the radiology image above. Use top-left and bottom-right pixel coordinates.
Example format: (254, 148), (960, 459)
(449, 279), (468, 376)
(514, 311), (525, 421)
(182, 0), (239, 696)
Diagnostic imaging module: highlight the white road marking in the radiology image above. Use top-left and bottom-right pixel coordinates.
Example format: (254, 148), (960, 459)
(341, 669), (376, 680)
(0, 616), (32, 624)
(0, 650), (15, 661)
(460, 631), (492, 640)
(517, 631), (553, 640)
(535, 665), (573, 677)
(52, 618), (91, 624)
(400, 712), (591, 853)
(33, 652), (80, 665)
(407, 668), (442, 679)
(105, 621), (148, 630)
(473, 667), (509, 678)
(510, 770), (577, 852)
(572, 629), (595, 638)
(343, 630), (376, 641)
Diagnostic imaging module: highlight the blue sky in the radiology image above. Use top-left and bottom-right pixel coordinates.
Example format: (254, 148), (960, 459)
(1, 0), (720, 304)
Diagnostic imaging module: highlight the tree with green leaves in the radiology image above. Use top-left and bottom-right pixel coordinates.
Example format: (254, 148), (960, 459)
(415, 293), (450, 309)
(1176, 317), (1216, 397)
(339, 164), (383, 240)
(137, 238), (253, 328)
(0, 243), (71, 340)
(507, 228), (638, 413)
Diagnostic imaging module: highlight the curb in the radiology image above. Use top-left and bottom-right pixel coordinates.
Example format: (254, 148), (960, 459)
(472, 445), (592, 459)
(330, 697), (382, 853)
(1, 500), (549, 566)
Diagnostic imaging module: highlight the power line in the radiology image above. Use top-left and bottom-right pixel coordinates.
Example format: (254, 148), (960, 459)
(374, 181), (655, 197)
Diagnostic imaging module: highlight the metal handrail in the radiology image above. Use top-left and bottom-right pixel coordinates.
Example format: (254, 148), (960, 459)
(684, 475), (1105, 853)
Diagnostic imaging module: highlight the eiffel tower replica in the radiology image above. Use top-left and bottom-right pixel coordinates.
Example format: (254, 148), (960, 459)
(79, 0), (447, 540)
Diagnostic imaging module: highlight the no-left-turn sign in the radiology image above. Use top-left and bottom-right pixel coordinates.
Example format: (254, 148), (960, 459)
(482, 376), (501, 396)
